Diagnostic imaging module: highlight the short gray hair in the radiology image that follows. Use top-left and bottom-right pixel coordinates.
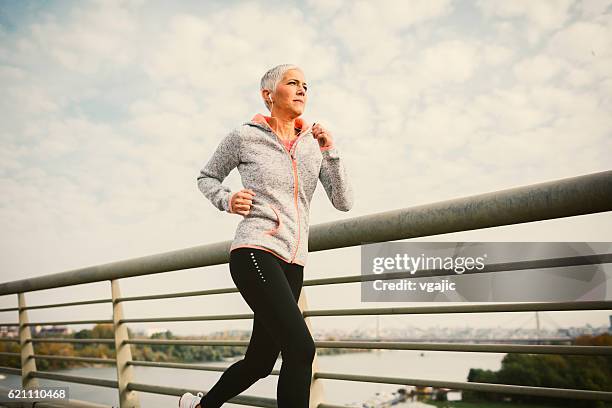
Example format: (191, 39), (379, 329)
(260, 64), (303, 112)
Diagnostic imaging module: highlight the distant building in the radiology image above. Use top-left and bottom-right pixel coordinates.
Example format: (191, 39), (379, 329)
(35, 326), (72, 336)
(0, 326), (19, 337)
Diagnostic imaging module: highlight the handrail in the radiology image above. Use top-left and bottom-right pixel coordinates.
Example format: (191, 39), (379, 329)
(1, 170), (610, 295)
(4, 252), (607, 311)
(313, 373), (612, 401)
(1, 170), (611, 407)
(27, 299), (605, 326)
(9, 337), (609, 355)
(10, 299), (611, 326)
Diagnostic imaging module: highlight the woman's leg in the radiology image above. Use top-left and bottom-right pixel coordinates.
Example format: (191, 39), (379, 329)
(275, 259), (315, 407)
(198, 316), (280, 407)
(199, 248), (314, 408)
(198, 249), (281, 407)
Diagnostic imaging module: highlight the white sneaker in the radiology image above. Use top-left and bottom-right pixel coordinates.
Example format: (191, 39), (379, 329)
(178, 391), (204, 408)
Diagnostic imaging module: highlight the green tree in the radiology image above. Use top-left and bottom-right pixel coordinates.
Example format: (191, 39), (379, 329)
(465, 334), (611, 408)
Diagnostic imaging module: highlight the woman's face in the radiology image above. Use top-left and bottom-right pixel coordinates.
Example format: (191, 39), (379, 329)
(270, 69), (308, 116)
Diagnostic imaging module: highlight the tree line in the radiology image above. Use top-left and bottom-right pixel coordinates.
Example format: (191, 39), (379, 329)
(0, 324), (367, 370)
(465, 333), (611, 408)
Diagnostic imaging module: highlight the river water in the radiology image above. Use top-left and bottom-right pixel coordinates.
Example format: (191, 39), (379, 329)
(0, 349), (504, 407)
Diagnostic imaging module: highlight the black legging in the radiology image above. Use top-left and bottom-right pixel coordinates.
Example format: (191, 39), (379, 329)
(199, 247), (316, 408)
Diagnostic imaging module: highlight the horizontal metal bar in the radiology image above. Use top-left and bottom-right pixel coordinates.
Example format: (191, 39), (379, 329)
(30, 338), (115, 345)
(23, 298), (112, 311)
(126, 371), (612, 405)
(129, 360), (226, 372)
(315, 341), (611, 355)
(127, 382), (279, 408)
(1, 170), (609, 296)
(115, 287), (238, 303)
(304, 300), (612, 317)
(126, 339), (249, 346)
(0, 352), (19, 357)
(1, 298), (110, 313)
(119, 300), (612, 326)
(0, 337), (19, 342)
(31, 354), (116, 365)
(115, 252), (612, 304)
(30, 371), (118, 389)
(128, 359), (282, 376)
(315, 372), (612, 401)
(24, 319), (113, 326)
(125, 339), (610, 356)
(309, 170), (612, 252)
(0, 323), (19, 327)
(119, 313), (252, 324)
(0, 239), (231, 296)
(112, 253), (612, 307)
(0, 366), (21, 375)
(309, 253), (612, 287)
(354, 337), (572, 343)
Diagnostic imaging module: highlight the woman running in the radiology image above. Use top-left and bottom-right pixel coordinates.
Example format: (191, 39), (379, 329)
(180, 63), (353, 408)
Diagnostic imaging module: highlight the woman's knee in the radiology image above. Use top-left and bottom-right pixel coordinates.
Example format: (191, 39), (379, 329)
(243, 355), (278, 379)
(284, 335), (316, 366)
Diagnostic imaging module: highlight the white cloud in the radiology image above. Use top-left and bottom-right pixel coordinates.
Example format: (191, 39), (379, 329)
(546, 19), (612, 88)
(548, 20), (612, 62)
(419, 40), (479, 83)
(3, 84), (60, 115)
(513, 55), (565, 83)
(329, 0), (452, 71)
(145, 6), (340, 92)
(305, 0), (345, 18)
(577, 0), (612, 19)
(25, 2), (141, 74)
(477, 0), (574, 31)
(477, 0), (575, 45)
(0, 65), (26, 80)
(481, 44), (515, 65)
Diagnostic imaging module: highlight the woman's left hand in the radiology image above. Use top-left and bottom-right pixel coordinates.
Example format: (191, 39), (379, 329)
(312, 123), (334, 149)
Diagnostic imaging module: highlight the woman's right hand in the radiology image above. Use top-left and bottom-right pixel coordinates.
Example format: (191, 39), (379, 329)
(230, 189), (256, 216)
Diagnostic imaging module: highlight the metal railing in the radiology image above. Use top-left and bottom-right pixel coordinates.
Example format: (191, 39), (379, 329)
(0, 170), (611, 408)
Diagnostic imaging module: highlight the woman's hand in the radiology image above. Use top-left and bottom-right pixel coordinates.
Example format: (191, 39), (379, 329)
(312, 123), (334, 149)
(230, 189), (256, 216)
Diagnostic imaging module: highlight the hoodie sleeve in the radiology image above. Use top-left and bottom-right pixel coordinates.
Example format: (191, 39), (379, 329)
(197, 129), (241, 213)
(319, 144), (354, 211)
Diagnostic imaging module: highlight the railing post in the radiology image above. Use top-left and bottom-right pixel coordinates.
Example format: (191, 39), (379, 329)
(298, 288), (326, 408)
(111, 279), (140, 408)
(18, 293), (39, 390)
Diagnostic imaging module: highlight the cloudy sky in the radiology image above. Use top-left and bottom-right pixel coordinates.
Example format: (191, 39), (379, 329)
(0, 0), (611, 336)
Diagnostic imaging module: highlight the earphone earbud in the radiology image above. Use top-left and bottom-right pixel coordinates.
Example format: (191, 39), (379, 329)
(268, 95), (273, 103)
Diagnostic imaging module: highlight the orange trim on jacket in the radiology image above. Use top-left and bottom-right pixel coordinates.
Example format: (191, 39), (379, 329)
(252, 113), (308, 263)
(231, 244), (305, 266)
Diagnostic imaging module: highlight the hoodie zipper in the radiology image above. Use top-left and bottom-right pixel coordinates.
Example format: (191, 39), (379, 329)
(254, 122), (311, 263)
(289, 148), (301, 263)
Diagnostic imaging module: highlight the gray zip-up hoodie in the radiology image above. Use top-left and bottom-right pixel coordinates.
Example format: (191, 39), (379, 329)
(197, 114), (353, 266)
